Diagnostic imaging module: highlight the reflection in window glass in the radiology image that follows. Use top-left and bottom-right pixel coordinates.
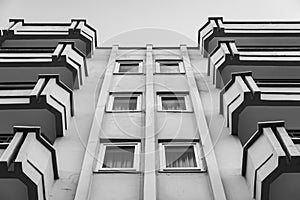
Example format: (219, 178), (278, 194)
(113, 96), (137, 111)
(119, 63), (139, 73)
(165, 146), (197, 168)
(159, 62), (180, 73)
(161, 96), (186, 110)
(103, 146), (135, 168)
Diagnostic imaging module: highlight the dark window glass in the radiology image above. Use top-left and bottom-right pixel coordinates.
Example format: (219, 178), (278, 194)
(119, 63), (139, 73)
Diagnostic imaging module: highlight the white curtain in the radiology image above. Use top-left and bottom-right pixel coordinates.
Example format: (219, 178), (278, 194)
(165, 146), (196, 168)
(103, 146), (134, 168)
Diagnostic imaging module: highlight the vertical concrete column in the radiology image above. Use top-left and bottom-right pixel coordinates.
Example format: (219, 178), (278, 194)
(143, 44), (157, 200)
(74, 45), (118, 200)
(180, 45), (227, 200)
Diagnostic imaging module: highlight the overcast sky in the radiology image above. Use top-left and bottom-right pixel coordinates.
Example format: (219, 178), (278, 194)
(1, 0), (300, 46)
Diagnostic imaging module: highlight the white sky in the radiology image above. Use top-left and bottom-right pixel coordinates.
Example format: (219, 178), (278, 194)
(1, 0), (300, 46)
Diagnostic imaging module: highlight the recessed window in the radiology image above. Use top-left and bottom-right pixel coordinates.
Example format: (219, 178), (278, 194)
(156, 60), (185, 74)
(107, 92), (142, 112)
(157, 92), (192, 112)
(96, 143), (140, 171)
(114, 60), (143, 74)
(159, 142), (205, 171)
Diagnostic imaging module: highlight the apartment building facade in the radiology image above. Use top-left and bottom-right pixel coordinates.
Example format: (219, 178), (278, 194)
(0, 17), (300, 200)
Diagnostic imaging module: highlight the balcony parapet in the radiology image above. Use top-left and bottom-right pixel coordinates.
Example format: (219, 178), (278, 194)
(199, 17), (300, 57)
(0, 126), (58, 200)
(0, 42), (87, 90)
(220, 72), (300, 144)
(0, 19), (97, 58)
(209, 41), (300, 88)
(242, 121), (300, 200)
(0, 74), (74, 143)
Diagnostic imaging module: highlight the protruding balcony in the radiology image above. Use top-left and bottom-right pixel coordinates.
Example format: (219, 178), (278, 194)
(0, 74), (74, 144)
(220, 72), (300, 144)
(0, 19), (97, 58)
(0, 126), (59, 200)
(209, 41), (300, 88)
(199, 17), (300, 57)
(0, 42), (87, 90)
(242, 121), (300, 200)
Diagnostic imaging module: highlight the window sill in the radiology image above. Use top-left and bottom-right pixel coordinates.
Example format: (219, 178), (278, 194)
(159, 169), (206, 173)
(93, 170), (142, 174)
(154, 72), (185, 75)
(105, 110), (143, 113)
(157, 110), (193, 113)
(113, 72), (144, 75)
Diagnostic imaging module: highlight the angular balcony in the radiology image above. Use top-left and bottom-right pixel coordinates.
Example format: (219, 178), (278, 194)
(0, 74), (74, 144)
(0, 19), (97, 58)
(0, 42), (87, 90)
(209, 41), (300, 88)
(242, 121), (300, 200)
(0, 126), (59, 200)
(199, 17), (300, 57)
(220, 72), (300, 145)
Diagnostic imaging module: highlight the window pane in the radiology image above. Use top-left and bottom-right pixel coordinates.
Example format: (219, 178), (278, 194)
(159, 62), (180, 73)
(103, 146), (135, 168)
(119, 63), (139, 73)
(113, 96), (137, 110)
(165, 146), (197, 168)
(161, 96), (186, 110)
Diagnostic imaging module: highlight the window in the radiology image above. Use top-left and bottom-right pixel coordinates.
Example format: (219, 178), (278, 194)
(157, 92), (192, 112)
(107, 92), (142, 112)
(155, 60), (185, 74)
(96, 143), (140, 171)
(159, 142), (205, 171)
(114, 60), (143, 74)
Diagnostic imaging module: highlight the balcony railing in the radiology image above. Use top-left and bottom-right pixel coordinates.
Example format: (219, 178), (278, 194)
(209, 41), (300, 88)
(0, 74), (74, 144)
(0, 42), (87, 90)
(220, 72), (300, 144)
(242, 121), (300, 200)
(0, 19), (97, 58)
(199, 17), (300, 57)
(0, 126), (59, 200)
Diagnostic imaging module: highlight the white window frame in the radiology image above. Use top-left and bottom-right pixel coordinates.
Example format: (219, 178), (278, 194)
(96, 142), (141, 171)
(157, 92), (192, 112)
(114, 60), (143, 74)
(159, 142), (205, 171)
(155, 60), (185, 74)
(107, 92), (142, 112)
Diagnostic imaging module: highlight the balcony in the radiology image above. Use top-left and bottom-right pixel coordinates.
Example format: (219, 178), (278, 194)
(209, 41), (300, 88)
(242, 121), (300, 200)
(0, 126), (59, 200)
(0, 42), (87, 90)
(0, 74), (74, 144)
(0, 19), (97, 58)
(199, 17), (300, 57)
(220, 72), (300, 145)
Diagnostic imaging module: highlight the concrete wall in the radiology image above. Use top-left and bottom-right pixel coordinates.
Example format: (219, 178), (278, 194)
(269, 173), (300, 200)
(208, 36), (300, 56)
(89, 174), (141, 200)
(156, 112), (199, 139)
(238, 106), (300, 144)
(0, 109), (56, 142)
(1, 39), (87, 57)
(220, 64), (300, 88)
(157, 173), (213, 200)
(0, 66), (75, 90)
(0, 178), (29, 200)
